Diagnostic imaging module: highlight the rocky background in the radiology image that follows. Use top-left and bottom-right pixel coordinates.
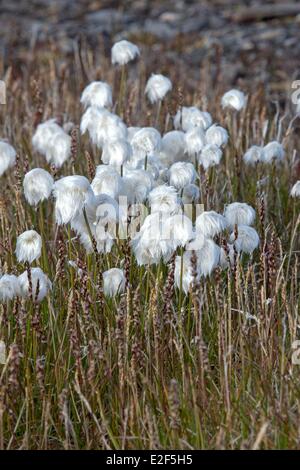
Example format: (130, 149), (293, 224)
(1, 0), (300, 102)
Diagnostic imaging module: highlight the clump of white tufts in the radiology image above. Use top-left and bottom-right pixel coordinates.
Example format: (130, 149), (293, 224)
(290, 181), (300, 198)
(230, 225), (260, 254)
(18, 267), (52, 302)
(224, 202), (256, 229)
(15, 230), (42, 264)
(80, 107), (127, 149)
(145, 74), (172, 103)
(23, 168), (54, 206)
(32, 119), (71, 168)
(91, 165), (123, 198)
(174, 107), (212, 132)
(80, 81), (112, 109)
(0, 274), (20, 302)
(168, 162), (197, 190)
(221, 89), (247, 111)
(263, 141), (285, 164)
(196, 211), (227, 238)
(0, 141), (16, 176)
(111, 40), (140, 65)
(185, 127), (206, 157)
(205, 124), (229, 147)
(199, 144), (223, 170)
(53, 175), (93, 225)
(103, 268), (126, 297)
(243, 145), (264, 165)
(102, 139), (132, 168)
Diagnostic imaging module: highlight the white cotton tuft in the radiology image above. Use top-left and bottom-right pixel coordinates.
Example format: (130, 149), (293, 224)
(168, 161), (197, 190)
(185, 127), (206, 157)
(243, 145), (264, 165)
(80, 107), (127, 149)
(205, 124), (229, 147)
(198, 144), (223, 170)
(102, 139), (132, 167)
(53, 175), (93, 225)
(230, 225), (260, 254)
(80, 81), (112, 109)
(221, 89), (247, 111)
(164, 214), (194, 250)
(32, 119), (71, 168)
(18, 267), (52, 302)
(159, 131), (187, 166)
(195, 238), (220, 277)
(0, 141), (16, 176)
(174, 252), (194, 294)
(23, 168), (54, 206)
(145, 74), (172, 103)
(224, 202), (256, 229)
(196, 211), (227, 238)
(103, 268), (126, 297)
(0, 274), (20, 302)
(290, 180), (300, 198)
(111, 40), (140, 65)
(174, 107), (212, 132)
(263, 141), (285, 163)
(15, 230), (42, 264)
(121, 169), (153, 204)
(91, 165), (123, 198)
(148, 185), (180, 215)
(131, 127), (161, 159)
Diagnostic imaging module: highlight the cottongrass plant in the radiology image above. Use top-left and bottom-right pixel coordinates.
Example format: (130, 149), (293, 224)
(0, 37), (299, 451)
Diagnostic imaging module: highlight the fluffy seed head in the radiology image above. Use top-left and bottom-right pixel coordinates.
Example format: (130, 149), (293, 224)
(111, 40), (140, 65)
(168, 161), (197, 190)
(0, 274), (20, 302)
(185, 127), (206, 156)
(80, 107), (127, 149)
(196, 211), (227, 238)
(243, 145), (264, 165)
(23, 168), (54, 206)
(205, 124), (229, 147)
(182, 183), (200, 204)
(32, 119), (71, 168)
(121, 169), (153, 204)
(131, 127), (161, 158)
(80, 81), (112, 109)
(16, 230), (42, 264)
(92, 165), (123, 198)
(145, 74), (172, 103)
(53, 175), (93, 225)
(263, 141), (285, 163)
(148, 185), (180, 214)
(159, 131), (186, 166)
(224, 202), (256, 228)
(102, 139), (132, 167)
(103, 268), (126, 297)
(174, 107), (212, 132)
(199, 144), (222, 170)
(0, 141), (16, 176)
(221, 89), (247, 111)
(18, 267), (52, 302)
(230, 225), (260, 254)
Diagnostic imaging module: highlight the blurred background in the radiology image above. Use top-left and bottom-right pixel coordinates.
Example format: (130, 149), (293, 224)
(1, 0), (300, 103)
